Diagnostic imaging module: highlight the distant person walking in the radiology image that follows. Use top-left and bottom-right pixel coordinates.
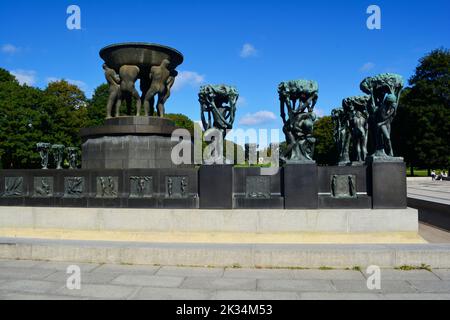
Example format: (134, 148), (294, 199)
(431, 170), (436, 181)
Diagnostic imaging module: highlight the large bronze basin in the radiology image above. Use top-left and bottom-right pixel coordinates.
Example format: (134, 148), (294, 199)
(99, 42), (184, 75)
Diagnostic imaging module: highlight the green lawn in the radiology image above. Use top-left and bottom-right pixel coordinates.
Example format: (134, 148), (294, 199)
(407, 168), (429, 177)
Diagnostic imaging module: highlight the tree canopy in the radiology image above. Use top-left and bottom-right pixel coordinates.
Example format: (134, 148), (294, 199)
(392, 48), (450, 172)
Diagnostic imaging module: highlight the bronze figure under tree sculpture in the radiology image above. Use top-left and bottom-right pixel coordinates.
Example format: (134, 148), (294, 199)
(36, 143), (51, 170)
(342, 96), (370, 163)
(360, 73), (404, 161)
(199, 85), (238, 137)
(279, 80), (318, 163)
(331, 108), (351, 165)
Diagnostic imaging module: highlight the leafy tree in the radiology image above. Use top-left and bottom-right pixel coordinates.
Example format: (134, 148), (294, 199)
(165, 113), (195, 133)
(0, 74), (44, 168)
(313, 116), (336, 165)
(392, 48), (450, 174)
(43, 80), (88, 150)
(87, 83), (108, 126)
(0, 68), (18, 84)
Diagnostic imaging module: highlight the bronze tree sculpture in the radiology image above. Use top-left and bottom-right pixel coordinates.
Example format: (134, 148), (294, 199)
(360, 73), (404, 160)
(279, 80), (318, 162)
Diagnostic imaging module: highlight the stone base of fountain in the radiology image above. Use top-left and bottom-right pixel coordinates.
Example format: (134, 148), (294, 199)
(81, 117), (189, 169)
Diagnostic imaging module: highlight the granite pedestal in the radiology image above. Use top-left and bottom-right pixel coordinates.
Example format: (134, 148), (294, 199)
(318, 165), (372, 209)
(284, 163), (319, 209)
(199, 165), (233, 209)
(371, 161), (407, 209)
(233, 167), (284, 209)
(0, 169), (199, 209)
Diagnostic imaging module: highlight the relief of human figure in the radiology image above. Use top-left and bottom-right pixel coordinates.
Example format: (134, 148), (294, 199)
(142, 59), (173, 117)
(117, 65), (141, 117)
(103, 64), (121, 118)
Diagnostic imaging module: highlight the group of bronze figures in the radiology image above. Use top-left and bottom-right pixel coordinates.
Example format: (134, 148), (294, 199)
(103, 59), (177, 118)
(36, 143), (78, 170)
(102, 56), (404, 164)
(332, 73), (404, 164)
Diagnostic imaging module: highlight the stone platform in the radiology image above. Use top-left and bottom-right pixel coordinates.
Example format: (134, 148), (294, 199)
(0, 207), (419, 234)
(408, 179), (450, 231)
(0, 206), (438, 268)
(80, 117), (187, 169)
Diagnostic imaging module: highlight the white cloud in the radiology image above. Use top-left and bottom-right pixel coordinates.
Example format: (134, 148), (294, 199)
(314, 108), (326, 118)
(359, 62), (375, 72)
(240, 43), (258, 58)
(239, 111), (277, 126)
(172, 71), (205, 91)
(11, 70), (36, 86)
(237, 96), (247, 107)
(1, 44), (20, 54)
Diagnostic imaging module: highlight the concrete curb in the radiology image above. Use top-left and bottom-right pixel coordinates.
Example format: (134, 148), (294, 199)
(1, 238), (450, 268)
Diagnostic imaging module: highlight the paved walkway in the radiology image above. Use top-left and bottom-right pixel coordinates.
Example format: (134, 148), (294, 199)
(419, 223), (450, 243)
(0, 259), (449, 300)
(407, 179), (450, 206)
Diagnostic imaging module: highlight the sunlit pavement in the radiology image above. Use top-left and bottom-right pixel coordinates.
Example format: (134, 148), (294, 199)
(0, 259), (450, 300)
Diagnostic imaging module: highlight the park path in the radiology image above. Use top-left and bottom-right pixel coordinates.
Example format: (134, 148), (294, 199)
(0, 259), (450, 300)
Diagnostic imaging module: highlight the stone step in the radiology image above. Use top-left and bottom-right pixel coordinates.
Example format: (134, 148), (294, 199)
(0, 207), (419, 234)
(0, 228), (426, 244)
(1, 237), (450, 268)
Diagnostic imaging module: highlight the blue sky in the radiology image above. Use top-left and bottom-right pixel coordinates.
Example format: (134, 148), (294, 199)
(0, 0), (449, 144)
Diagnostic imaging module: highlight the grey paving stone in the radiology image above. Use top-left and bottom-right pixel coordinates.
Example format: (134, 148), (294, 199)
(112, 275), (184, 288)
(0, 280), (64, 294)
(56, 283), (137, 299)
(181, 277), (257, 291)
(257, 279), (334, 292)
(0, 259), (41, 268)
(156, 266), (224, 278)
(44, 271), (120, 285)
(33, 261), (100, 272)
(409, 280), (450, 293)
(292, 270), (365, 280)
(0, 267), (56, 280)
(371, 269), (440, 281)
(332, 280), (417, 293)
(212, 290), (300, 300)
(432, 269), (450, 280)
(384, 293), (450, 300)
(224, 268), (294, 279)
(133, 287), (213, 300)
(300, 292), (384, 300)
(92, 264), (160, 274)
